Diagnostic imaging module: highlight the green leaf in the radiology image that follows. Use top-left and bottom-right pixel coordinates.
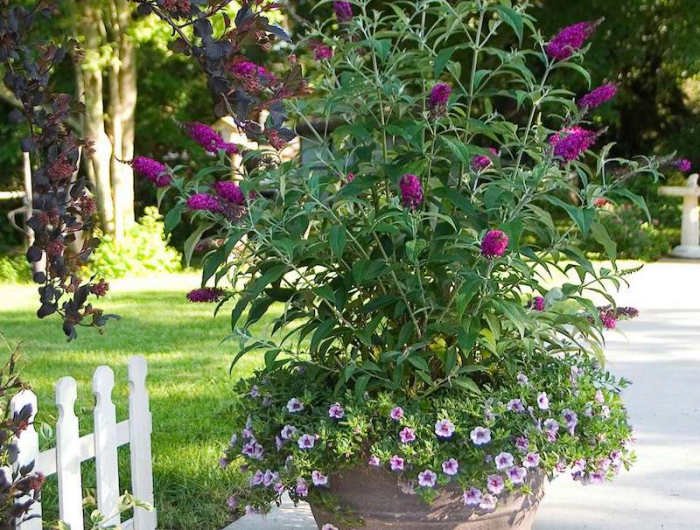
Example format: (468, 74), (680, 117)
(495, 5), (524, 42)
(545, 196), (595, 236)
(183, 222), (213, 268)
(310, 320), (335, 354)
(329, 225), (347, 259)
(591, 222), (617, 260)
(355, 374), (371, 398)
(250, 264), (288, 297)
(163, 203), (183, 233)
(434, 46), (456, 78)
(552, 61), (591, 88)
(406, 354), (430, 372)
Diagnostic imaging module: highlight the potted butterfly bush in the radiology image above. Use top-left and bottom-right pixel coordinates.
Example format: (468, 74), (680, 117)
(133, 0), (684, 528)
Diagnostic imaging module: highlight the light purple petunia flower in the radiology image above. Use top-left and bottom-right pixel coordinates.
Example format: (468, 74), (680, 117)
(495, 452), (514, 470)
(524, 452), (540, 469)
(390, 406), (404, 421)
(515, 436), (529, 453)
(281, 425), (296, 440)
(463, 487), (482, 506)
(544, 418), (560, 437)
(227, 496), (238, 510)
(435, 419), (456, 439)
(470, 426), (492, 446)
(487, 474), (505, 495)
(273, 482), (285, 494)
(562, 409), (579, 434)
(479, 493), (498, 512)
(399, 427), (417, 444)
(287, 398), (304, 413)
(399, 174), (423, 210)
(219, 457), (229, 469)
(589, 471), (606, 485)
(368, 455), (381, 467)
(328, 402), (345, 419)
(418, 470), (438, 488)
(250, 469), (265, 487)
(264, 470), (279, 487)
(507, 466), (527, 485)
(537, 392), (550, 410)
(481, 229), (508, 258)
(517, 373), (529, 385)
(249, 385), (260, 398)
(312, 470), (329, 486)
(295, 478), (309, 497)
(298, 434), (316, 450)
(390, 455), (405, 472)
(595, 390), (605, 403)
(244, 505), (255, 516)
(600, 405), (611, 418)
(507, 398), (525, 413)
(442, 458), (459, 476)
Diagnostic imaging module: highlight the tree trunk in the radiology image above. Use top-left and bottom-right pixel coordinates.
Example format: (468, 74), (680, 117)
(79, 1), (115, 236)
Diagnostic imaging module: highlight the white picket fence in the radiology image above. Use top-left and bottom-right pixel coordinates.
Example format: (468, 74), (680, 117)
(10, 356), (157, 530)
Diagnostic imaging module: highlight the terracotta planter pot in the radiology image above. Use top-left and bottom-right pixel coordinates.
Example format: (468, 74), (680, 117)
(310, 467), (546, 530)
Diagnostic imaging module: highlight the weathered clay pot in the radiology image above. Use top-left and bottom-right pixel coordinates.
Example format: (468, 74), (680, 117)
(310, 467), (545, 530)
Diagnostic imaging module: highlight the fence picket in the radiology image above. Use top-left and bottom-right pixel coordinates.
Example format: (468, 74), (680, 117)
(11, 390), (42, 530)
(128, 356), (157, 530)
(93, 366), (121, 527)
(55, 377), (84, 530)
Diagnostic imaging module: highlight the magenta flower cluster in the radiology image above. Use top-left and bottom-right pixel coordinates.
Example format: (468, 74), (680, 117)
(131, 156), (171, 187)
(549, 126), (597, 162)
(186, 287), (225, 303)
(399, 174), (423, 210)
(213, 181), (245, 206)
(481, 230), (509, 258)
(471, 148), (498, 172)
(333, 1), (353, 22)
(578, 83), (618, 110)
(673, 159), (692, 173)
(428, 83), (451, 115)
(546, 21), (598, 61)
(185, 122), (238, 155)
(186, 193), (222, 212)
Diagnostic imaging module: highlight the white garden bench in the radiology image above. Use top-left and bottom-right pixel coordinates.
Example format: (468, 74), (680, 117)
(10, 356), (156, 530)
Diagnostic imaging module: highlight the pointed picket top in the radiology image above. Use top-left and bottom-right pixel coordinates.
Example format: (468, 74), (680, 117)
(55, 376), (84, 530)
(10, 390), (42, 530)
(93, 365), (121, 527)
(128, 356), (157, 529)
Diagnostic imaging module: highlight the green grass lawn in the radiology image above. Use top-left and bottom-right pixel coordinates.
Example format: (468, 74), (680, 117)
(0, 274), (273, 530)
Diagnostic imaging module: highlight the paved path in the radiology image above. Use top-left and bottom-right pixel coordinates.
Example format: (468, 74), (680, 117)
(226, 261), (700, 530)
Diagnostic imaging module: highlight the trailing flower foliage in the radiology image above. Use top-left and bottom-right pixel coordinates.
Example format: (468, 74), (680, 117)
(0, 1), (114, 340)
(0, 346), (44, 528)
(146, 0), (666, 519)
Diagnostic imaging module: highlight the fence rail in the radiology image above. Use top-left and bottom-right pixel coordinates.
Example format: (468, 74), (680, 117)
(10, 356), (157, 530)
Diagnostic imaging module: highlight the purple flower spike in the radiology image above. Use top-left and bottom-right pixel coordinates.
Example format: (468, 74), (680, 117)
(578, 83), (618, 110)
(186, 287), (225, 303)
(546, 21), (600, 61)
(549, 126), (597, 162)
(213, 181), (245, 205)
(481, 229), (509, 258)
(429, 83), (451, 115)
(399, 174), (423, 210)
(531, 296), (546, 311)
(333, 1), (353, 21)
(673, 159), (692, 173)
(186, 193), (222, 212)
(185, 122), (238, 155)
(471, 148), (498, 172)
(131, 156), (171, 187)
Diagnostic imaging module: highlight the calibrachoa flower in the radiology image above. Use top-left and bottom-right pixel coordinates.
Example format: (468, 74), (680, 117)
(537, 392), (550, 410)
(507, 466), (527, 485)
(673, 158), (692, 173)
(486, 474), (504, 495)
(263, 470), (279, 487)
(298, 434), (316, 450)
(524, 452), (540, 468)
(471, 148), (498, 172)
(390, 455), (405, 471)
(399, 174), (423, 210)
(479, 493), (497, 512)
(507, 398), (525, 413)
(213, 181), (245, 205)
(186, 193), (221, 212)
(578, 83), (617, 110)
(418, 470), (437, 488)
(333, 1), (353, 21)
(470, 426), (491, 446)
(481, 229), (508, 258)
(549, 126), (597, 162)
(312, 470), (329, 486)
(287, 398), (304, 413)
(295, 478), (309, 497)
(544, 418), (560, 442)
(428, 83), (451, 115)
(515, 436), (530, 453)
(546, 21), (599, 61)
(517, 373), (529, 385)
(495, 452), (514, 470)
(186, 287), (224, 303)
(390, 406), (404, 421)
(562, 409), (579, 434)
(281, 425), (296, 439)
(435, 419), (455, 439)
(368, 455), (381, 467)
(463, 488), (482, 506)
(227, 496), (238, 510)
(442, 458), (459, 476)
(328, 402), (345, 419)
(131, 156), (171, 187)
(589, 470), (606, 485)
(399, 426), (416, 443)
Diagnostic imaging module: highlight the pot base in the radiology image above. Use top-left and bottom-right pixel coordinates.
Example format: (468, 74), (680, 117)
(310, 467), (545, 530)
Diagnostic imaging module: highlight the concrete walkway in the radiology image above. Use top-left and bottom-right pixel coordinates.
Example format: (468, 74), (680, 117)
(226, 260), (700, 530)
